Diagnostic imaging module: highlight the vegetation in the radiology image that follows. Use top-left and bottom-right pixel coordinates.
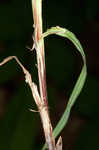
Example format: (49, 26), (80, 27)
(0, 0), (88, 150)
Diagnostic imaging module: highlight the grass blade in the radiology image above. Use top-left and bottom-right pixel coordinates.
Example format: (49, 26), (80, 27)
(41, 26), (87, 149)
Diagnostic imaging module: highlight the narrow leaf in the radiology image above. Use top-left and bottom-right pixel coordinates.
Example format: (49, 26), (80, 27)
(41, 26), (87, 150)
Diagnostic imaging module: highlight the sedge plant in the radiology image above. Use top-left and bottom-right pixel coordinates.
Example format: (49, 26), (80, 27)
(0, 0), (87, 150)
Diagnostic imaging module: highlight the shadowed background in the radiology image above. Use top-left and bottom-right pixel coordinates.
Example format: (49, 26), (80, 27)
(0, 0), (99, 149)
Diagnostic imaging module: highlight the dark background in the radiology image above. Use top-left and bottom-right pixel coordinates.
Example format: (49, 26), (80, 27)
(0, 0), (99, 149)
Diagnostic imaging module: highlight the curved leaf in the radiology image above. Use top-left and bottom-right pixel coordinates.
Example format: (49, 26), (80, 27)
(41, 26), (87, 149)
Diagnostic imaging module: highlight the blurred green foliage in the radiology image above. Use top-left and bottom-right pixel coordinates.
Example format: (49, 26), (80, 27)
(76, 76), (99, 117)
(74, 119), (99, 150)
(0, 0), (99, 149)
(0, 83), (39, 150)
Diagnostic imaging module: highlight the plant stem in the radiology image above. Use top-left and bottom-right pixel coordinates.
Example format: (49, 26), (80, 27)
(32, 0), (55, 149)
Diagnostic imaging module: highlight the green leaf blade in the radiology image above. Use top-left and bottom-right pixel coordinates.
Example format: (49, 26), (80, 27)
(41, 26), (87, 150)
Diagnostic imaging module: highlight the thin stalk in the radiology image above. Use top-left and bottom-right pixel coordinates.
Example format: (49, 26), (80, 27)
(32, 0), (55, 149)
